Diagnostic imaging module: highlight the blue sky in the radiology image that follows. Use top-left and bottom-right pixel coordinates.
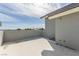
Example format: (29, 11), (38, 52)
(0, 3), (68, 29)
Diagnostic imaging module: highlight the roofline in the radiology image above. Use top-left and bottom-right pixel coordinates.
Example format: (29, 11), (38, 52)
(40, 3), (79, 19)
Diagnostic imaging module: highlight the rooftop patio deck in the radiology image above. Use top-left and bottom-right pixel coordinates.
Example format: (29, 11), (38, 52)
(0, 37), (79, 56)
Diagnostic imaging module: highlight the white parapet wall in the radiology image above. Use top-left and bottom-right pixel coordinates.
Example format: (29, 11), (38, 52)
(3, 30), (42, 42)
(0, 31), (4, 46)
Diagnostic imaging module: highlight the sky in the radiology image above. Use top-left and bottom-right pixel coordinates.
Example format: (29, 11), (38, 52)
(0, 3), (69, 29)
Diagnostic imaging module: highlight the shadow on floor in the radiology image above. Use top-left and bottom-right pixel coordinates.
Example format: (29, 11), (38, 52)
(3, 36), (42, 46)
(41, 40), (79, 56)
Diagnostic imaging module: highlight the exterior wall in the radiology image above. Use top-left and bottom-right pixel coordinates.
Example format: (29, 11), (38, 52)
(3, 30), (42, 42)
(43, 20), (55, 39)
(0, 31), (4, 45)
(55, 12), (79, 50)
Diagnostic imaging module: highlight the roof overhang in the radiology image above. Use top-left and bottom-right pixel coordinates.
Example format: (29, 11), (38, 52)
(41, 3), (79, 20)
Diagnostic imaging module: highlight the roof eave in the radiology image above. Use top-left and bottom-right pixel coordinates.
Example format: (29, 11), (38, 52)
(41, 3), (79, 20)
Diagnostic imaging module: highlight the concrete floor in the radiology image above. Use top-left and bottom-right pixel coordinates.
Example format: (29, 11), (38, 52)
(0, 37), (79, 56)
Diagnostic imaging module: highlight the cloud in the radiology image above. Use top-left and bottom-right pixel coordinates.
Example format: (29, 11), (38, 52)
(0, 3), (69, 18)
(15, 3), (69, 17)
(0, 3), (69, 29)
(0, 13), (19, 22)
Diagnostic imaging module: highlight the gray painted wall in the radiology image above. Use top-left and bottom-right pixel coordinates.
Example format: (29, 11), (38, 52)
(55, 12), (79, 50)
(3, 30), (42, 42)
(43, 20), (55, 39)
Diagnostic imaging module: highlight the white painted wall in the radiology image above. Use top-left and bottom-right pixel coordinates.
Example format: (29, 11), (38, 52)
(55, 12), (79, 50)
(43, 20), (55, 39)
(0, 31), (4, 45)
(3, 30), (42, 42)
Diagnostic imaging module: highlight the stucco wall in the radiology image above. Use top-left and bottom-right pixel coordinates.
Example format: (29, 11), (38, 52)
(55, 12), (79, 50)
(0, 31), (4, 45)
(3, 30), (42, 42)
(43, 20), (55, 39)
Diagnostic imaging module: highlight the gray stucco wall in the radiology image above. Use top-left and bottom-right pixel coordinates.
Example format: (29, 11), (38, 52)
(55, 12), (79, 50)
(3, 30), (42, 42)
(43, 20), (55, 39)
(0, 31), (4, 45)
